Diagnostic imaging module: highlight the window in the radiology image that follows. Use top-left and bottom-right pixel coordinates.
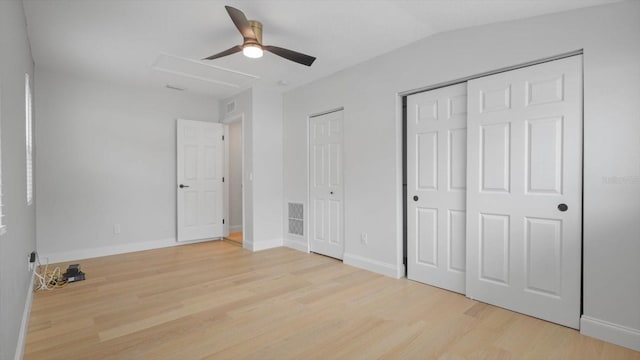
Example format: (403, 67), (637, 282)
(25, 73), (33, 205)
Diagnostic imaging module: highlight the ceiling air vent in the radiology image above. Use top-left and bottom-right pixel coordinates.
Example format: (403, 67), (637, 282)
(288, 202), (304, 236)
(226, 101), (236, 114)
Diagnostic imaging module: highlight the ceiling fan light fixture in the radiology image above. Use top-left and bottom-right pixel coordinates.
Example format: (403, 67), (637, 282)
(242, 44), (263, 59)
(203, 6), (315, 66)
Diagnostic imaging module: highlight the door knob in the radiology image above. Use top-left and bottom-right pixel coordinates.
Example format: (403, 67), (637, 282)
(413, 196), (419, 201)
(179, 184), (190, 189)
(558, 203), (568, 212)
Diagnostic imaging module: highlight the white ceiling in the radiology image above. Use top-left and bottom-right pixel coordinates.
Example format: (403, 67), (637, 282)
(23, 0), (622, 99)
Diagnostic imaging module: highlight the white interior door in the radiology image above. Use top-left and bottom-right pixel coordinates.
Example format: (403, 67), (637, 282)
(309, 110), (344, 259)
(466, 56), (582, 328)
(407, 83), (467, 294)
(177, 119), (224, 242)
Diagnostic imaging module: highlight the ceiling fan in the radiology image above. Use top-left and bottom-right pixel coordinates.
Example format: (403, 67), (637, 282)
(203, 6), (316, 67)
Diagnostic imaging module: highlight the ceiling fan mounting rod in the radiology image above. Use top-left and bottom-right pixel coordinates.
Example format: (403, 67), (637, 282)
(248, 20), (262, 45)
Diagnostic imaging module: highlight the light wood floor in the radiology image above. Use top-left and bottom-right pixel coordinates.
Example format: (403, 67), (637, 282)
(225, 231), (243, 245)
(25, 241), (639, 359)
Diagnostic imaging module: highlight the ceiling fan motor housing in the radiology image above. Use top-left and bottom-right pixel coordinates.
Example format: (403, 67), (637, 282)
(248, 20), (263, 45)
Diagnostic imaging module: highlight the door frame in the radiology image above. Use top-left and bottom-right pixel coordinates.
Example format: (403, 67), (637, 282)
(222, 113), (246, 244)
(306, 107), (345, 256)
(398, 49), (584, 287)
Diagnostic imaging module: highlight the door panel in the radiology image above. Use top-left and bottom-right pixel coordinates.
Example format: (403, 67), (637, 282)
(329, 143), (341, 187)
(177, 119), (224, 242)
(448, 210), (466, 272)
(417, 208), (438, 266)
(480, 123), (511, 192)
(407, 83), (467, 294)
(329, 200), (341, 244)
(309, 110), (344, 259)
(448, 129), (467, 191)
(526, 117), (563, 194)
(313, 199), (325, 240)
(417, 132), (438, 190)
(525, 217), (562, 296)
(466, 55), (582, 328)
(479, 213), (510, 284)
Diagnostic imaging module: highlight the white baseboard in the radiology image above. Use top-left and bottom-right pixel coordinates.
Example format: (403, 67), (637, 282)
(581, 316), (640, 351)
(245, 238), (283, 252)
(242, 239), (253, 251)
(343, 253), (403, 279)
(284, 238), (308, 253)
(40, 237), (217, 264)
(229, 225), (242, 233)
(15, 268), (36, 360)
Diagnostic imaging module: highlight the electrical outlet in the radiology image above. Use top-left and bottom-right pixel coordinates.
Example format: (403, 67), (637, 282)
(28, 251), (36, 271)
(360, 232), (368, 245)
(113, 224), (121, 235)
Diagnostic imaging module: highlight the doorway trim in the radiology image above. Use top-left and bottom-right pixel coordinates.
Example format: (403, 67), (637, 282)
(222, 113), (246, 247)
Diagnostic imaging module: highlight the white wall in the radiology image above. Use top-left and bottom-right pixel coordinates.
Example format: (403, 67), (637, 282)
(227, 120), (243, 232)
(220, 85), (284, 251)
(35, 70), (218, 262)
(0, 0), (37, 358)
(252, 85), (284, 250)
(283, 1), (640, 351)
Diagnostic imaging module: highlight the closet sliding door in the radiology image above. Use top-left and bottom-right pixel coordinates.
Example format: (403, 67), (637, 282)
(406, 55), (583, 328)
(407, 83), (467, 294)
(465, 55), (583, 328)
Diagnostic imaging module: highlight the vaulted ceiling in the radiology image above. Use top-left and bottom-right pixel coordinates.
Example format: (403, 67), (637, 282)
(23, 0), (622, 98)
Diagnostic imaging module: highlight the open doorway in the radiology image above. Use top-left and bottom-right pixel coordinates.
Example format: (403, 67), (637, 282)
(224, 117), (244, 246)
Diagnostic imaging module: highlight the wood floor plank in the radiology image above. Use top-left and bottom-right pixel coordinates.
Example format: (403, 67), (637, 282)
(24, 241), (640, 359)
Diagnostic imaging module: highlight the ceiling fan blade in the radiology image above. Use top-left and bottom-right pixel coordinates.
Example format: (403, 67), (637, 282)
(263, 45), (316, 67)
(202, 45), (243, 60)
(225, 6), (256, 40)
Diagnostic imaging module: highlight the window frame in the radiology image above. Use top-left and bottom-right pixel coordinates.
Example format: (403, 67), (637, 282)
(26, 73), (33, 205)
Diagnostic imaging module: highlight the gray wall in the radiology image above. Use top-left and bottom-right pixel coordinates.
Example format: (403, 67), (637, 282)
(251, 85), (284, 250)
(283, 1), (640, 350)
(35, 70), (219, 262)
(0, 0), (37, 358)
(220, 85), (284, 251)
(228, 120), (243, 232)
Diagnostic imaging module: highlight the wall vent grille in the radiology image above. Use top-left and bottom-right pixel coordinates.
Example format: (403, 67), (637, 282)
(226, 101), (236, 113)
(288, 202), (304, 236)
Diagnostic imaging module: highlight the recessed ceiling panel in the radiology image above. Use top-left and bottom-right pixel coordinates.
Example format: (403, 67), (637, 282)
(152, 53), (259, 89)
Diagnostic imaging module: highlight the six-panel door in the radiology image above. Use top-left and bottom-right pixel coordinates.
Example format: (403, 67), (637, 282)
(309, 110), (344, 259)
(466, 56), (582, 328)
(407, 83), (468, 294)
(177, 119), (224, 242)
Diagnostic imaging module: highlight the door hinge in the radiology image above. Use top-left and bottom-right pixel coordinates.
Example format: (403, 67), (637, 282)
(222, 135), (225, 141)
(222, 177), (225, 182)
(222, 219), (225, 224)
